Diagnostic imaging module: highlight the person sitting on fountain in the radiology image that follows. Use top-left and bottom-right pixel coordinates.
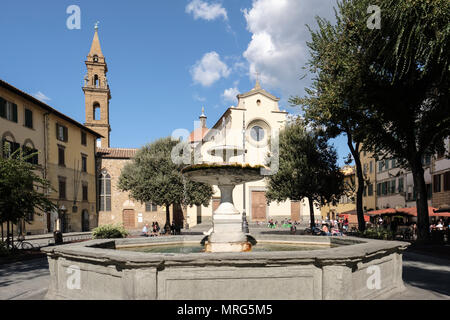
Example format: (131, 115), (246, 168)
(141, 224), (149, 237)
(321, 224), (331, 236)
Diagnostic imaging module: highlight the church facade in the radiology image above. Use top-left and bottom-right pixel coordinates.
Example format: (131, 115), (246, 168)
(185, 81), (321, 227)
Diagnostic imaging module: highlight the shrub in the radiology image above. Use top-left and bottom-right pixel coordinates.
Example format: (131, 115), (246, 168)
(0, 241), (11, 257)
(356, 227), (394, 240)
(92, 224), (128, 239)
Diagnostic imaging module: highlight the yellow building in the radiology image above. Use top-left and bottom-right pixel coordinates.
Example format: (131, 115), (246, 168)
(0, 79), (101, 235)
(359, 150), (377, 211)
(320, 165), (356, 220)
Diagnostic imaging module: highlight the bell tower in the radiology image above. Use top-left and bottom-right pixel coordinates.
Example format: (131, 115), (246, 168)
(83, 23), (111, 148)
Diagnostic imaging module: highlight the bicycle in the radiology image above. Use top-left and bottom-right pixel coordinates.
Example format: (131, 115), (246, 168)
(5, 236), (35, 251)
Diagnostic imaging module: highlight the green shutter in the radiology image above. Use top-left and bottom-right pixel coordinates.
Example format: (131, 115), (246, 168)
(12, 103), (18, 122)
(0, 97), (6, 118)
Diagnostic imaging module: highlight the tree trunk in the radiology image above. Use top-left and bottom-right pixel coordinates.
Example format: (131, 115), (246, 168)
(308, 197), (315, 230)
(6, 220), (10, 246)
(346, 133), (365, 231)
(165, 204), (171, 232)
(410, 159), (430, 242)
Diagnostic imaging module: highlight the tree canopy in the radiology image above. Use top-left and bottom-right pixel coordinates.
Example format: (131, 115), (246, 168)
(295, 0), (450, 240)
(118, 137), (213, 228)
(0, 148), (56, 241)
(266, 120), (345, 229)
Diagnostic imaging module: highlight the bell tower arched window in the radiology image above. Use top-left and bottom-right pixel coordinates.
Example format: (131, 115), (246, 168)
(99, 171), (111, 211)
(93, 102), (101, 120)
(94, 74), (100, 88)
(93, 55), (99, 63)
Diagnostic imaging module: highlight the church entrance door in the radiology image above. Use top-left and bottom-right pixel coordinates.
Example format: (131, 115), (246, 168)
(251, 191), (267, 222)
(123, 209), (135, 229)
(291, 201), (301, 222)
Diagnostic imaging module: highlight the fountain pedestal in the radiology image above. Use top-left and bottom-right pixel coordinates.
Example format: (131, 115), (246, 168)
(182, 155), (263, 252)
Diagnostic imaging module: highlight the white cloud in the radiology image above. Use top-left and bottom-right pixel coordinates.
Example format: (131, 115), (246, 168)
(242, 0), (335, 98)
(193, 94), (206, 102)
(186, 0), (228, 21)
(34, 91), (51, 102)
(191, 51), (231, 87)
(222, 87), (240, 103)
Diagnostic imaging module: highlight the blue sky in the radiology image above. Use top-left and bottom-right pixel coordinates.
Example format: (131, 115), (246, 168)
(0, 0), (350, 165)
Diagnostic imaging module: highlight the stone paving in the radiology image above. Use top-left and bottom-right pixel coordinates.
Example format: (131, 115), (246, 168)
(0, 224), (448, 300)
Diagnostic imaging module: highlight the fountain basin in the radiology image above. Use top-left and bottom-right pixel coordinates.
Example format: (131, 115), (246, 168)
(42, 235), (409, 300)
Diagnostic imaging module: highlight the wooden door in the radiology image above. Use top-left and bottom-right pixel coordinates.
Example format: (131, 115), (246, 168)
(82, 210), (90, 232)
(123, 209), (135, 229)
(251, 191), (267, 221)
(291, 201), (301, 222)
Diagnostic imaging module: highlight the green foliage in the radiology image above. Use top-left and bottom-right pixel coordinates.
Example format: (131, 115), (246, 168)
(0, 147), (56, 227)
(0, 241), (11, 257)
(92, 224), (128, 239)
(297, 0), (450, 240)
(118, 137), (213, 208)
(266, 120), (345, 227)
(356, 227), (394, 241)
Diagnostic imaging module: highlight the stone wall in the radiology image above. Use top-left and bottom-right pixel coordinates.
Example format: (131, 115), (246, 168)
(43, 236), (408, 300)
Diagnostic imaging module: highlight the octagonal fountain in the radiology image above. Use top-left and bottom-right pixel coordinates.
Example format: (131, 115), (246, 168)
(42, 144), (409, 300)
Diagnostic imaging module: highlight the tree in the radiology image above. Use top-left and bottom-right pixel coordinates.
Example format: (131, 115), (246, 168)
(292, 6), (369, 231)
(118, 137), (213, 230)
(0, 148), (56, 245)
(296, 0), (450, 241)
(266, 120), (345, 229)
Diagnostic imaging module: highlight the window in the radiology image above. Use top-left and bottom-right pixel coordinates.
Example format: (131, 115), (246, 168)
(390, 180), (396, 194)
(27, 210), (34, 222)
(377, 183), (381, 196)
(81, 155), (87, 173)
(391, 159), (396, 168)
(58, 146), (65, 166)
(382, 182), (387, 196)
(368, 183), (373, 196)
(81, 131), (87, 146)
(82, 184), (88, 202)
(363, 186), (367, 197)
(24, 109), (33, 129)
(0, 98), (18, 123)
(93, 103), (100, 120)
(59, 177), (66, 200)
(99, 171), (111, 211)
(56, 124), (68, 142)
(2, 139), (20, 158)
(385, 159), (390, 170)
(444, 172), (450, 192)
(378, 161), (383, 172)
(250, 126), (265, 142)
(398, 178), (404, 193)
(433, 174), (442, 193)
(369, 161), (373, 173)
(23, 145), (38, 165)
(422, 154), (431, 166)
(93, 55), (99, 62)
(145, 202), (157, 212)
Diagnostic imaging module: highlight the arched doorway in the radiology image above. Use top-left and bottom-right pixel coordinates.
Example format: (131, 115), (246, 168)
(82, 210), (90, 232)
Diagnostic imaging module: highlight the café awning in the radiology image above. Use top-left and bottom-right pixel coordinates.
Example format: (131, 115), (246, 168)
(367, 207), (450, 217)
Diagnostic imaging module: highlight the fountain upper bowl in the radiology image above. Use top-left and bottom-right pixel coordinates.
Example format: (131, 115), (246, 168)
(182, 163), (264, 185)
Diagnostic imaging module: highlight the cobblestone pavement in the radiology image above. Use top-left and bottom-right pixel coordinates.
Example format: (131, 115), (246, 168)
(0, 225), (448, 300)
